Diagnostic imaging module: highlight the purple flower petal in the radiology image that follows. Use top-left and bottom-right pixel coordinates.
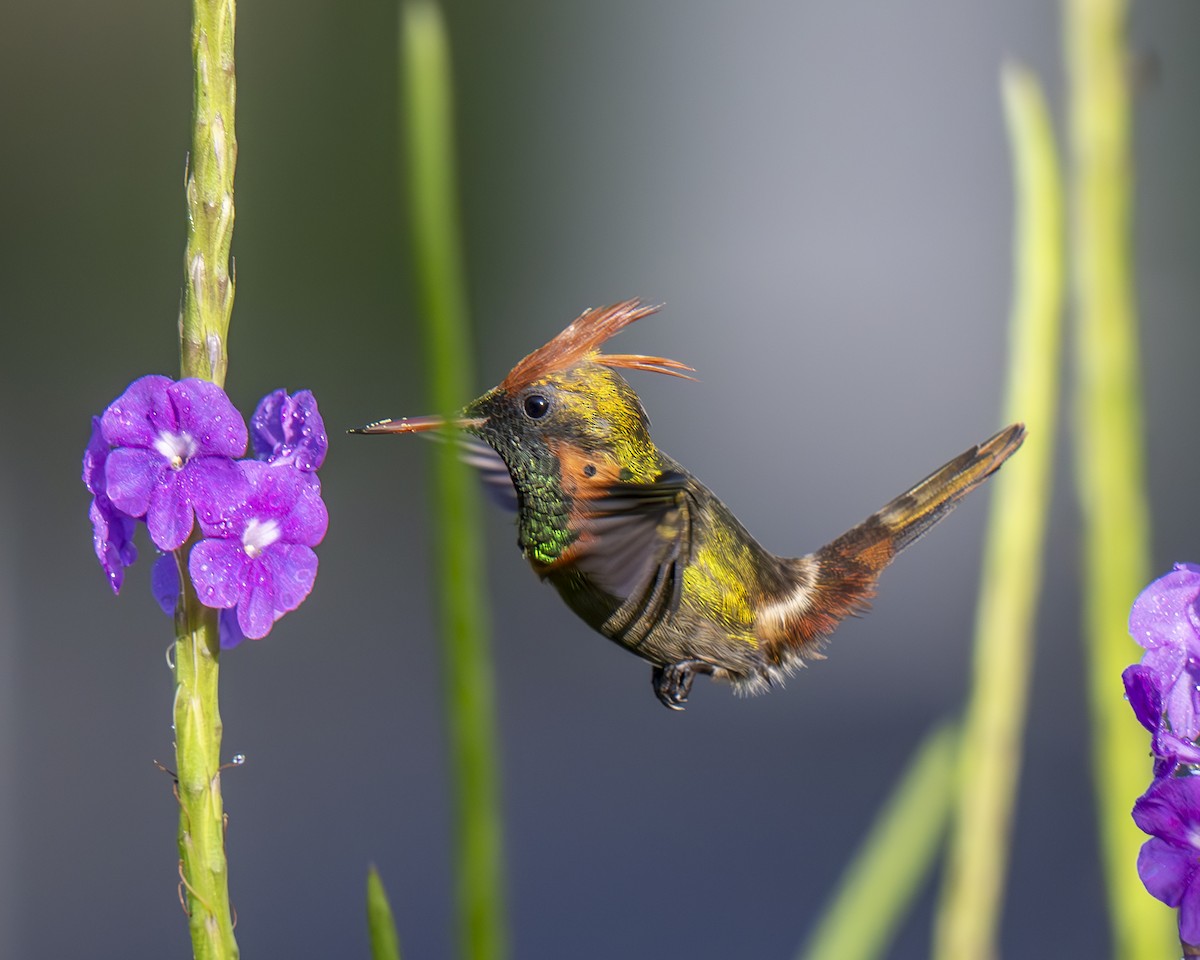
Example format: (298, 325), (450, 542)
(84, 416), (140, 593)
(1168, 668), (1200, 742)
(104, 446), (161, 519)
(251, 388), (327, 471)
(1120, 664), (1200, 768)
(100, 375), (177, 448)
(1124, 665), (1164, 732)
(243, 459), (291, 513)
(1160, 738), (1200, 770)
(190, 539), (246, 609)
(188, 456), (251, 535)
(1138, 836), (1194, 907)
(250, 388), (287, 459)
(172, 378), (248, 457)
(152, 554), (181, 616)
(281, 481), (328, 547)
(89, 496), (137, 594)
(1182, 868), (1200, 945)
(239, 569), (278, 640)
(288, 390), (328, 471)
(1134, 776), (1200, 847)
(146, 470), (196, 551)
(219, 608), (245, 650)
(83, 417), (109, 496)
(263, 544), (318, 615)
(1130, 568), (1200, 655)
(1129, 568), (1200, 739)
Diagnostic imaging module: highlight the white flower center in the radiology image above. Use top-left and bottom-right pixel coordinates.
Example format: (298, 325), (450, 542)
(154, 430), (199, 470)
(242, 518), (282, 559)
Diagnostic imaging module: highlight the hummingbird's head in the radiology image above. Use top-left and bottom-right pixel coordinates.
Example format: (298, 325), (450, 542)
(464, 360), (659, 483)
(352, 299), (694, 484)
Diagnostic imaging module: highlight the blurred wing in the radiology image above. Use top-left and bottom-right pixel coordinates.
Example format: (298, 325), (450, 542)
(571, 471), (693, 645)
(458, 437), (519, 512)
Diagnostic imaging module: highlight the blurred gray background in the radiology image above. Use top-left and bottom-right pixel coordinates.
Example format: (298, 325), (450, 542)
(4, 1), (1200, 957)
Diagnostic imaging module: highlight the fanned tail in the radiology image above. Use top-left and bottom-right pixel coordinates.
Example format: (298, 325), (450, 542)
(756, 423), (1026, 675)
(871, 421), (1026, 553)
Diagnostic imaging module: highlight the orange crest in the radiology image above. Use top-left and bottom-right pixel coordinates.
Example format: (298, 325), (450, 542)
(499, 299), (695, 393)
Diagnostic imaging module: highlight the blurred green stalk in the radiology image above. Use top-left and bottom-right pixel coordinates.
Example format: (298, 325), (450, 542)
(797, 724), (958, 960)
(173, 0), (239, 958)
(400, 5), (507, 960)
(367, 866), (404, 960)
(1063, 0), (1176, 955)
(931, 64), (1063, 960)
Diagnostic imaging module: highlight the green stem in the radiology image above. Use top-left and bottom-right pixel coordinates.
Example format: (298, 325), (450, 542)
(173, 0), (239, 957)
(181, 0), (238, 385)
(1063, 1), (1176, 955)
(400, 5), (506, 959)
(797, 724), (957, 960)
(173, 554), (238, 960)
(932, 64), (1064, 960)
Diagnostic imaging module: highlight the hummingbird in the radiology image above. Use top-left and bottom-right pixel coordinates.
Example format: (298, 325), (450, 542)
(353, 300), (1025, 710)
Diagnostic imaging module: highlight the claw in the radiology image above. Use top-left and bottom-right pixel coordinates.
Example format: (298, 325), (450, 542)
(652, 660), (712, 710)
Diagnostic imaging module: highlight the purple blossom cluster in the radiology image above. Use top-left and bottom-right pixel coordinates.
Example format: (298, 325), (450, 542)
(83, 376), (328, 646)
(1125, 564), (1200, 944)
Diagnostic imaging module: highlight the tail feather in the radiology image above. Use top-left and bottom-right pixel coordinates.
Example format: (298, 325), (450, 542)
(756, 423), (1026, 671)
(874, 422), (1026, 553)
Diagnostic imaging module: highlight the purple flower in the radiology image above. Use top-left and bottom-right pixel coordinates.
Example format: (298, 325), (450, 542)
(1130, 564), (1200, 740)
(1124, 665), (1200, 775)
(100, 375), (249, 551)
(83, 417), (137, 593)
(87, 378), (329, 644)
(250, 388), (327, 473)
(1134, 775), (1200, 944)
(152, 554), (246, 649)
(189, 460), (327, 640)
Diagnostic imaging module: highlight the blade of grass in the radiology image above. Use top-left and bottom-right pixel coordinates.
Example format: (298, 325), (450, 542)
(367, 866), (404, 960)
(931, 63), (1064, 960)
(1063, 1), (1177, 955)
(797, 723), (957, 960)
(399, 5), (507, 960)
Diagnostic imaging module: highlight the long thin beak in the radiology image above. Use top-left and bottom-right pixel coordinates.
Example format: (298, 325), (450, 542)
(348, 414), (486, 435)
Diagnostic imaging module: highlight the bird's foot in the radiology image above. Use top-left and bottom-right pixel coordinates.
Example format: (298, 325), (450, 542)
(652, 660), (713, 711)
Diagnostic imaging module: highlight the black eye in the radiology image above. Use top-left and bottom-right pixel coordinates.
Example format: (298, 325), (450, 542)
(523, 394), (550, 419)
